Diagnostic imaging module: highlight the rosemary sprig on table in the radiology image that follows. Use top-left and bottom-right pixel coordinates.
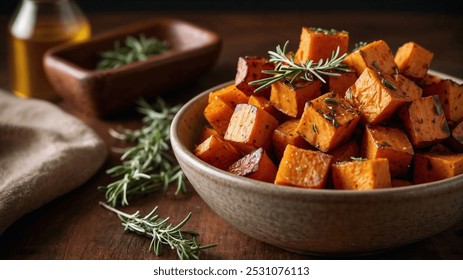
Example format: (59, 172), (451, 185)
(98, 98), (186, 207)
(248, 41), (350, 92)
(100, 202), (216, 260)
(96, 34), (168, 70)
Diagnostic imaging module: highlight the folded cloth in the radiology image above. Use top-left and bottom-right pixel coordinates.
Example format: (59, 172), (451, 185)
(0, 90), (108, 235)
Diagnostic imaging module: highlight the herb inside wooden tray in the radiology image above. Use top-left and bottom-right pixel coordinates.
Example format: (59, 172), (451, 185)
(96, 34), (168, 70)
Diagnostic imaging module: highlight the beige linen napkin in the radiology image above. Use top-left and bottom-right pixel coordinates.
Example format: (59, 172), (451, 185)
(0, 90), (107, 235)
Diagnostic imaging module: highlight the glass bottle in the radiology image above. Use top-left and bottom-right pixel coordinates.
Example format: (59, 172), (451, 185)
(8, 0), (91, 101)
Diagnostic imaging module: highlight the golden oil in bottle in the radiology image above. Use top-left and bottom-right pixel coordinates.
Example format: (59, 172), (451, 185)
(8, 0), (91, 101)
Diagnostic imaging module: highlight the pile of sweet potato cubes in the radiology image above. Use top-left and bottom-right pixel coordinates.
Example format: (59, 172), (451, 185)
(194, 27), (463, 190)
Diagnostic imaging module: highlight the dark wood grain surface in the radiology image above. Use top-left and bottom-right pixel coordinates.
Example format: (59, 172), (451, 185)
(1, 11), (462, 260)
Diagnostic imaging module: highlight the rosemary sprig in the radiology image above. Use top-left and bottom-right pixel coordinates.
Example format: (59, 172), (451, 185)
(248, 41), (350, 92)
(100, 202), (216, 260)
(352, 41), (367, 52)
(96, 34), (168, 70)
(98, 98), (186, 207)
(351, 157), (367, 162)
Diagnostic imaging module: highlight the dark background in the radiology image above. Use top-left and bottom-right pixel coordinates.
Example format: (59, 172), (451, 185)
(1, 0), (462, 15)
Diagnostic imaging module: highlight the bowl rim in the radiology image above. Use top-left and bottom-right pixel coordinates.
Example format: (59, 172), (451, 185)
(171, 69), (463, 199)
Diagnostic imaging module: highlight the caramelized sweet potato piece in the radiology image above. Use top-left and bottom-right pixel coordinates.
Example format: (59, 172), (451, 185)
(270, 79), (322, 118)
(228, 148), (277, 183)
(448, 120), (463, 152)
(346, 68), (409, 125)
(329, 140), (359, 163)
(204, 98), (234, 134)
(332, 158), (392, 190)
(273, 119), (313, 160)
(194, 135), (242, 170)
(294, 27), (349, 63)
(248, 95), (285, 122)
(275, 144), (333, 189)
(391, 179), (412, 187)
(325, 71), (358, 96)
(418, 73), (442, 87)
(413, 152), (463, 184)
(430, 143), (453, 154)
(393, 74), (422, 101)
(394, 42), (433, 80)
(224, 104), (279, 154)
(297, 92), (361, 152)
(362, 125), (414, 178)
(344, 40), (397, 76)
(208, 84), (249, 107)
(398, 96), (450, 148)
(422, 79), (463, 123)
(235, 56), (274, 96)
(198, 126), (222, 143)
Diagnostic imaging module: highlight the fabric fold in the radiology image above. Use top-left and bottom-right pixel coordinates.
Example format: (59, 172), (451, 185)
(0, 90), (108, 235)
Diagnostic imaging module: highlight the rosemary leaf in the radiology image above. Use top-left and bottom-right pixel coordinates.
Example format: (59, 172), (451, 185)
(96, 34), (168, 70)
(352, 41), (367, 52)
(249, 41), (350, 92)
(381, 78), (397, 91)
(351, 157), (367, 162)
(100, 202), (216, 260)
(98, 98), (186, 207)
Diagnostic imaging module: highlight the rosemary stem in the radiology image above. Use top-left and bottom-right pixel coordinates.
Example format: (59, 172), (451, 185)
(99, 201), (131, 218)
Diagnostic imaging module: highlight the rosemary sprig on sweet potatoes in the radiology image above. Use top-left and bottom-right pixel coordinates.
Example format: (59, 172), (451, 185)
(248, 41), (350, 92)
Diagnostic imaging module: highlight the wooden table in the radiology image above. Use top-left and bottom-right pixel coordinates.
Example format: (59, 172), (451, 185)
(1, 11), (462, 260)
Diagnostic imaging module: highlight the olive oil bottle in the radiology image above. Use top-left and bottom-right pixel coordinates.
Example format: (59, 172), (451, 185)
(8, 0), (90, 101)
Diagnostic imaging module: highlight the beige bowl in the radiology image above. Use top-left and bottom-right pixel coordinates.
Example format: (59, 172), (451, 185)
(171, 73), (463, 255)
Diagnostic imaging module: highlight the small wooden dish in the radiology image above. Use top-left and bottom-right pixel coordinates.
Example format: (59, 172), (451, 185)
(44, 18), (222, 117)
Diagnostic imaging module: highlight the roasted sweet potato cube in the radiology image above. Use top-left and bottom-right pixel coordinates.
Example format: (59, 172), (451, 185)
(394, 42), (434, 80)
(430, 143), (453, 154)
(332, 158), (392, 190)
(208, 84), (249, 107)
(194, 135), (242, 170)
(297, 92), (361, 152)
(391, 179), (412, 188)
(329, 140), (359, 163)
(422, 79), (463, 123)
(362, 125), (414, 178)
(398, 96), (450, 148)
(448, 120), (463, 152)
(272, 119), (313, 160)
(198, 126), (222, 143)
(228, 148), (277, 183)
(418, 73), (442, 87)
(270, 79), (322, 118)
(204, 98), (234, 134)
(413, 152), (463, 184)
(248, 95), (285, 122)
(294, 27), (349, 63)
(275, 144), (333, 189)
(325, 71), (357, 96)
(235, 56), (274, 96)
(224, 104), (279, 154)
(344, 40), (397, 76)
(346, 68), (409, 124)
(393, 74), (422, 101)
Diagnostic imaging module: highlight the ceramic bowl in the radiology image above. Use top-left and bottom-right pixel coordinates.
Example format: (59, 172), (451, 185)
(44, 18), (221, 117)
(171, 72), (463, 255)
